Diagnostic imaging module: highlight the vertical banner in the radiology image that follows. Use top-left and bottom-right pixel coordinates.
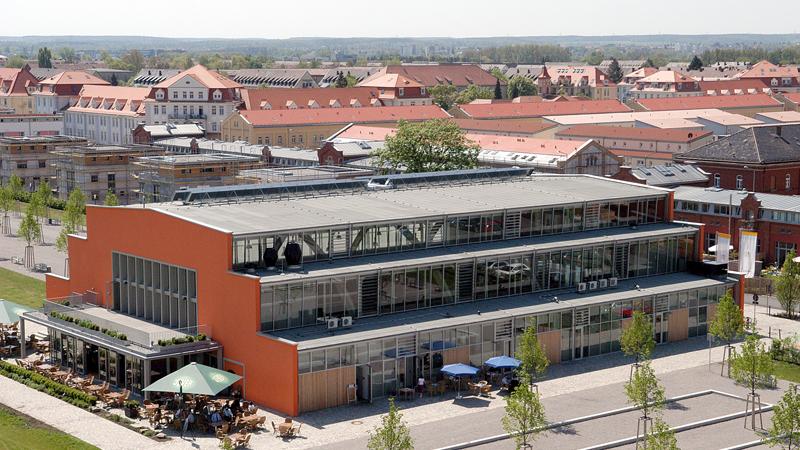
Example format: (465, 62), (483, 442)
(716, 232), (731, 264)
(739, 230), (758, 278)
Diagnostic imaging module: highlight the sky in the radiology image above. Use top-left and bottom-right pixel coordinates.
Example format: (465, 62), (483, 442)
(3, 0), (800, 39)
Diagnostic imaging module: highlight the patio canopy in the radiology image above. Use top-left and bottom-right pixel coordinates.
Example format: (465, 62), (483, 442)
(484, 356), (521, 369)
(441, 363), (479, 377)
(0, 299), (33, 325)
(143, 362), (241, 395)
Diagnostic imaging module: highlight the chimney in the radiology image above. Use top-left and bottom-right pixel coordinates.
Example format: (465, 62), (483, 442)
(189, 138), (199, 154)
(777, 126), (783, 137)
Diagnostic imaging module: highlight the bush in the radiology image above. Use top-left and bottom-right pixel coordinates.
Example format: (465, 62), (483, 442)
(49, 312), (127, 341)
(156, 333), (207, 347)
(11, 191), (71, 212)
(0, 360), (97, 408)
(771, 337), (800, 365)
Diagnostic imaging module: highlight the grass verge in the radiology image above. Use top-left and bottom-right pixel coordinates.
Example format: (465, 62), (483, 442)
(0, 403), (97, 450)
(0, 267), (45, 309)
(773, 360), (800, 383)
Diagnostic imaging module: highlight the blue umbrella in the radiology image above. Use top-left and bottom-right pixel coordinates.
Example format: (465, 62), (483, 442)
(484, 356), (521, 370)
(441, 363), (480, 398)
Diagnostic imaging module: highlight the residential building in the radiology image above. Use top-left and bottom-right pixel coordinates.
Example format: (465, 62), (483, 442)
(537, 66), (617, 100)
(239, 87), (382, 110)
(634, 94), (784, 117)
(737, 60), (800, 91)
(382, 64), (504, 95)
(37, 169), (740, 415)
(697, 79), (771, 96)
(0, 65), (38, 114)
(674, 186), (800, 265)
(0, 114), (64, 137)
(612, 164), (709, 188)
(674, 124), (800, 194)
(33, 71), (110, 114)
(555, 125), (713, 167)
(598, 60), (647, 75)
(456, 99), (630, 122)
(52, 144), (164, 205)
(221, 105), (450, 148)
(450, 118), (555, 137)
(131, 123), (205, 144)
(64, 85), (150, 145)
(315, 68), (379, 88)
(356, 74), (431, 106)
(628, 71), (701, 99)
(134, 153), (264, 202)
(224, 69), (318, 89)
(144, 65), (242, 139)
(0, 135), (88, 189)
(617, 67), (658, 101)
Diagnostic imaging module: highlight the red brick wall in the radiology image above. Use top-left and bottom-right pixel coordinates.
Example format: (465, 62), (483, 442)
(694, 163), (800, 194)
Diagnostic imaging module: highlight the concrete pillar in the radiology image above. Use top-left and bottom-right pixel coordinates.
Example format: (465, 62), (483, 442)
(18, 318), (26, 359)
(143, 359), (151, 400)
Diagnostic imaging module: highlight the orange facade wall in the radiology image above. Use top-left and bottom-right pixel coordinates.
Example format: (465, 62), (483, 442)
(45, 205), (300, 415)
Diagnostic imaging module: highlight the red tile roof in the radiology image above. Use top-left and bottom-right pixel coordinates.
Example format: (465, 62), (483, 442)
(384, 64), (502, 87)
(557, 125), (712, 143)
(636, 93), (782, 111)
(739, 60), (800, 79)
(452, 118), (554, 135)
(69, 85), (152, 117)
(240, 87), (381, 110)
(154, 64), (241, 90)
(780, 93), (800, 105)
(358, 73), (425, 89)
(239, 105), (450, 127)
(610, 149), (675, 159)
(0, 65), (38, 96)
(459, 99), (631, 119)
(39, 70), (109, 86)
(697, 79), (770, 92)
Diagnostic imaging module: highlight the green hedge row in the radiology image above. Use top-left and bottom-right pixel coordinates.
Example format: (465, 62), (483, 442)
(49, 311), (128, 341)
(12, 191), (69, 211)
(157, 333), (207, 347)
(0, 360), (97, 409)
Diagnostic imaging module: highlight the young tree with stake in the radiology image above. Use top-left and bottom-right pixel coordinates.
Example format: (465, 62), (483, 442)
(621, 311), (656, 372)
(515, 325), (549, 390)
(770, 384), (800, 449)
(730, 327), (774, 430)
(625, 361), (665, 447)
(502, 373), (547, 450)
(776, 249), (800, 319)
(709, 289), (745, 376)
(367, 398), (413, 450)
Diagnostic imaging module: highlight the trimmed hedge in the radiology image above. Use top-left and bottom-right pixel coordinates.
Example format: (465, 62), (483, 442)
(0, 360), (97, 409)
(771, 337), (800, 365)
(12, 191), (70, 212)
(157, 333), (207, 347)
(49, 311), (127, 341)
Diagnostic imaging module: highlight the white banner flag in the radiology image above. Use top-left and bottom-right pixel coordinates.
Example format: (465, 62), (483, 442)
(739, 230), (758, 278)
(716, 233), (730, 264)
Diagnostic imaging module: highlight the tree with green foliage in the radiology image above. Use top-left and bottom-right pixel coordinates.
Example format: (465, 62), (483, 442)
(621, 311), (656, 365)
(63, 188), (86, 232)
(688, 55), (704, 71)
(5, 55), (26, 68)
(709, 289), (745, 375)
(515, 325), (549, 386)
(58, 47), (77, 64)
(0, 185), (13, 235)
(730, 331), (774, 399)
(104, 191), (119, 206)
(502, 373), (546, 450)
(37, 47), (53, 69)
(490, 67), (508, 83)
(335, 71), (348, 88)
(367, 397), (413, 450)
(645, 418), (679, 450)
(373, 119), (479, 173)
(18, 204), (41, 265)
(507, 76), (537, 99)
(455, 84), (494, 105)
(428, 84), (458, 111)
(607, 58), (624, 84)
(769, 384), (800, 449)
(625, 361), (665, 436)
(33, 180), (53, 221)
(584, 50), (605, 66)
(775, 249), (800, 318)
(494, 79), (503, 100)
(643, 59), (656, 68)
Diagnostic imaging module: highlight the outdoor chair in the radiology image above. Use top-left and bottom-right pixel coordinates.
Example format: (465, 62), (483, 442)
(271, 421), (278, 435)
(237, 433), (251, 447)
(291, 423), (302, 437)
(257, 416), (266, 429)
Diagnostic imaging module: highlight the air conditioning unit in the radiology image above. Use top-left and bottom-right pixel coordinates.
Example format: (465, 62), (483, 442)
(341, 316), (353, 327)
(609, 277), (618, 287)
(326, 318), (339, 330)
(599, 279), (608, 289)
(588, 281), (598, 291)
(577, 282), (587, 293)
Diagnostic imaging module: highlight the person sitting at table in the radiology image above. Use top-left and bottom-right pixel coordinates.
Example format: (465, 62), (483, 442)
(247, 402), (258, 415)
(501, 374), (510, 389)
(222, 402), (234, 421)
(151, 408), (163, 428)
(210, 409), (223, 425)
(182, 410), (195, 436)
(231, 397), (241, 417)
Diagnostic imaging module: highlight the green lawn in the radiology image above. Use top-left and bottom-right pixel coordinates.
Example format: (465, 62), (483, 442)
(0, 404), (97, 450)
(774, 360), (800, 384)
(0, 267), (45, 309)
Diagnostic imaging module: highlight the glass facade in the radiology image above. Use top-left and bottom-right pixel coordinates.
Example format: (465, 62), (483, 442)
(260, 233), (695, 332)
(235, 197), (666, 269)
(297, 284), (729, 399)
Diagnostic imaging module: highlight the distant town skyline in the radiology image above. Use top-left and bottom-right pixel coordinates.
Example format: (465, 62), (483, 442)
(3, 0), (800, 40)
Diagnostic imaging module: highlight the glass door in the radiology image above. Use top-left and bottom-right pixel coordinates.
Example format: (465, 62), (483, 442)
(574, 326), (586, 360)
(356, 364), (372, 403)
(654, 312), (669, 344)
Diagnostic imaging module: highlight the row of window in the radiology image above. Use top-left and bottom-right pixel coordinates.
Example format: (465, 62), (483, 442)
(712, 173), (792, 191)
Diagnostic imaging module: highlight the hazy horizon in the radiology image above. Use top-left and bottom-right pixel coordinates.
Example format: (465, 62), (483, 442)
(4, 0), (800, 40)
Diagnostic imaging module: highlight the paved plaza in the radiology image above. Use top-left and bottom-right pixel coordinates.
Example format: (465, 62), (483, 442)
(0, 212), (69, 280)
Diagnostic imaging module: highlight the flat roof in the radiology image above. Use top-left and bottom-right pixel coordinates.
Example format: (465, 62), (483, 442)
(136, 153), (261, 165)
(674, 186), (800, 212)
(260, 223), (698, 283)
(271, 273), (731, 350)
(543, 109), (729, 126)
(141, 174), (669, 236)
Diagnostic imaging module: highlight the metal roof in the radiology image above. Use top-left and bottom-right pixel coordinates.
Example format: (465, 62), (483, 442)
(139, 173), (668, 235)
(630, 164), (709, 187)
(674, 186), (800, 212)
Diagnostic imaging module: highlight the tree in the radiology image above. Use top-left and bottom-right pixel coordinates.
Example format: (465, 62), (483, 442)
(428, 84), (458, 111)
(5, 55), (26, 68)
(730, 330), (774, 429)
(708, 289), (745, 375)
(110, 73), (118, 86)
(455, 85), (493, 105)
(104, 191), (119, 206)
(515, 325), (549, 386)
(769, 384), (800, 449)
(58, 47), (77, 64)
(775, 249), (800, 318)
(688, 55), (704, 71)
(0, 185), (12, 235)
(373, 119), (479, 173)
(625, 360), (665, 447)
(63, 188), (86, 233)
(490, 67), (508, 83)
(37, 47), (53, 69)
(33, 180), (53, 222)
(8, 174), (23, 215)
(335, 71), (348, 88)
(643, 59), (656, 68)
(645, 418), (679, 450)
(18, 204), (41, 267)
(607, 58), (624, 84)
(621, 311), (656, 365)
(121, 50), (145, 73)
(507, 77), (537, 99)
(367, 398), (413, 450)
(584, 50), (605, 66)
(494, 79), (503, 100)
(502, 373), (547, 450)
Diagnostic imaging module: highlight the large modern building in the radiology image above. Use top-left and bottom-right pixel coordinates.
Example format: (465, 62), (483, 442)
(0, 135), (88, 189)
(35, 169), (741, 416)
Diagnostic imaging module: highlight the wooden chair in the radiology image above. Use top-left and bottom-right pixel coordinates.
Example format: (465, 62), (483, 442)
(235, 433), (251, 447)
(291, 423), (302, 437)
(256, 416), (266, 429)
(271, 421), (278, 435)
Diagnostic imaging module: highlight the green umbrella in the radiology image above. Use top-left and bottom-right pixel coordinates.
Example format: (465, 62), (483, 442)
(0, 299), (34, 325)
(143, 362), (241, 396)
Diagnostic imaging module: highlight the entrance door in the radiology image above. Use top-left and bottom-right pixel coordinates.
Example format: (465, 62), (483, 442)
(654, 312), (669, 344)
(356, 365), (372, 403)
(574, 326), (587, 360)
